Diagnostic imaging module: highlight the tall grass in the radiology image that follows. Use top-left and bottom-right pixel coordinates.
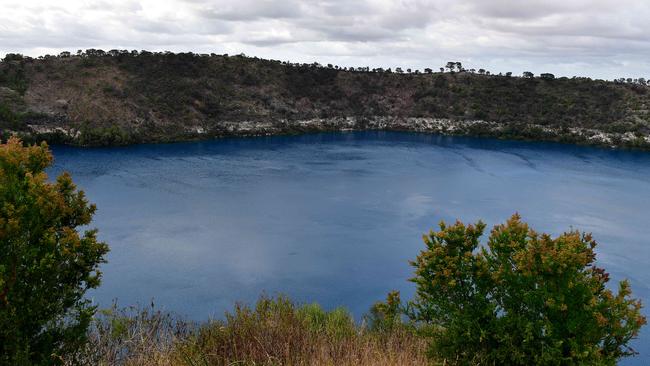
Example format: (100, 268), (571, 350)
(67, 296), (428, 366)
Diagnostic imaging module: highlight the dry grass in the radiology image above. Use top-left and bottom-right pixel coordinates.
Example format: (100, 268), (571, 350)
(68, 296), (429, 366)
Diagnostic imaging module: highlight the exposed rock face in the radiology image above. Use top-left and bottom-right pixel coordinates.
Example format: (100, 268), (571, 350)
(211, 117), (650, 148)
(16, 115), (649, 149)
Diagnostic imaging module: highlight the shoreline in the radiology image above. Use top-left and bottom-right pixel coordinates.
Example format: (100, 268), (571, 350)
(13, 116), (650, 150)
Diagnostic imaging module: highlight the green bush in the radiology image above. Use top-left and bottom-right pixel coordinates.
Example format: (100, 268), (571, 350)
(323, 307), (355, 340)
(0, 137), (109, 365)
(407, 214), (646, 365)
(0, 103), (22, 130)
(297, 302), (327, 332)
(366, 290), (403, 332)
(77, 124), (135, 146)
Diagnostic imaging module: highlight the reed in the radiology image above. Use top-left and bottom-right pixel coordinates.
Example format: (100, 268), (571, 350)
(67, 296), (428, 366)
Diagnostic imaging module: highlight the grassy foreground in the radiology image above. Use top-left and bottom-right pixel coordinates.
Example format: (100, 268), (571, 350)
(68, 296), (428, 366)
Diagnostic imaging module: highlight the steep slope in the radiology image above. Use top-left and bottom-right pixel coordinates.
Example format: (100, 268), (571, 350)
(1, 51), (649, 148)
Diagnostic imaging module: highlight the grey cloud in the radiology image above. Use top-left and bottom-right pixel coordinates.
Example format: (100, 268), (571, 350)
(2, 0), (650, 79)
(378, 1), (438, 30)
(317, 0), (379, 16)
(464, 0), (584, 20)
(195, 0), (304, 21)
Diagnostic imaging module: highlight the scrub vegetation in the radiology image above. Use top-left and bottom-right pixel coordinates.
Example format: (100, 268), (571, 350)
(1, 51), (649, 148)
(0, 137), (109, 365)
(68, 296), (428, 366)
(407, 215), (646, 365)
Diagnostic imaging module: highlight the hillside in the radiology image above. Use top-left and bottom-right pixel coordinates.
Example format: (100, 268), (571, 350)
(1, 50), (649, 148)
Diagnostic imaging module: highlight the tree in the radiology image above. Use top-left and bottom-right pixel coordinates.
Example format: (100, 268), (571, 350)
(540, 73), (555, 80)
(523, 71), (534, 78)
(2, 53), (24, 62)
(445, 62), (456, 73)
(0, 137), (109, 365)
(505, 71), (513, 77)
(478, 68), (486, 75)
(424, 68), (432, 74)
(407, 214), (646, 365)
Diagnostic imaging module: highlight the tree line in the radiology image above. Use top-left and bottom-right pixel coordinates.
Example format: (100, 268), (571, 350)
(2, 50), (649, 85)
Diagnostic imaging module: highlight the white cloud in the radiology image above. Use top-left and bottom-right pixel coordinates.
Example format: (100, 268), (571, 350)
(1, 0), (649, 79)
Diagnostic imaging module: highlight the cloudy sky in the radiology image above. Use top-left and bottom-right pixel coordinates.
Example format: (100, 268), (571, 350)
(0, 0), (648, 79)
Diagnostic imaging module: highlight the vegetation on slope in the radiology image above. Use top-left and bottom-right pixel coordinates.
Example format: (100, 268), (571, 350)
(1, 51), (649, 147)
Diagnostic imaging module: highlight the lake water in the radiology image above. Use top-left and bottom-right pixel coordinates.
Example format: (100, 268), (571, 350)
(49, 132), (650, 364)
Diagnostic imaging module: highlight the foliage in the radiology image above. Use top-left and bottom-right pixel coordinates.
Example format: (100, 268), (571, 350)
(0, 137), (109, 365)
(77, 124), (136, 146)
(0, 103), (22, 130)
(366, 290), (404, 332)
(408, 214), (646, 365)
(0, 58), (28, 95)
(69, 302), (193, 365)
(0, 51), (648, 148)
(71, 296), (428, 366)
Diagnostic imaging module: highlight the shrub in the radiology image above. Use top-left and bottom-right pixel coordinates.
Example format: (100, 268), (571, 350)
(0, 103), (22, 130)
(323, 307), (355, 340)
(71, 302), (191, 365)
(296, 302), (356, 339)
(297, 302), (328, 332)
(0, 137), (109, 365)
(72, 296), (427, 365)
(366, 290), (403, 332)
(408, 214), (646, 365)
(177, 295), (427, 366)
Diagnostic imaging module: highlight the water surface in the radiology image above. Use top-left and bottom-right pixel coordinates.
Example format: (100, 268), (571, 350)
(49, 132), (650, 364)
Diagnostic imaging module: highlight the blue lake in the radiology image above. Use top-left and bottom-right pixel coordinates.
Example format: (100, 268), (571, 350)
(49, 132), (650, 364)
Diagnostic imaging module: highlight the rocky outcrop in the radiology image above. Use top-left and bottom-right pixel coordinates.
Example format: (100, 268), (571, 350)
(17, 116), (650, 149)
